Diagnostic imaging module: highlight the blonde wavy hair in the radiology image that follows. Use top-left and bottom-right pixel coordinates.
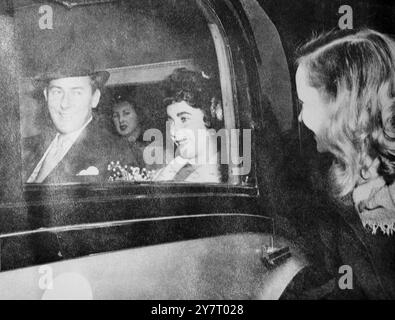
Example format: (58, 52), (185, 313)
(297, 29), (395, 197)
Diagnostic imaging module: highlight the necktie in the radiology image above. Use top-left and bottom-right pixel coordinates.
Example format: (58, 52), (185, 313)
(34, 135), (68, 183)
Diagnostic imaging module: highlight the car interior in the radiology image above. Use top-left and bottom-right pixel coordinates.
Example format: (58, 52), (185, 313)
(16, 0), (254, 186)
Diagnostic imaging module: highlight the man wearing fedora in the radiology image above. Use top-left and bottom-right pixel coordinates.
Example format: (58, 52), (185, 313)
(24, 47), (142, 183)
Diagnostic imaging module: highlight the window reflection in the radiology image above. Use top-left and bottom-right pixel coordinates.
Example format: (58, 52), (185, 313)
(16, 0), (249, 186)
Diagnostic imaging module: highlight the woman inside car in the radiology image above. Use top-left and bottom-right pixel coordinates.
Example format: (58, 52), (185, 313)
(111, 97), (145, 149)
(153, 68), (225, 183)
(285, 29), (395, 299)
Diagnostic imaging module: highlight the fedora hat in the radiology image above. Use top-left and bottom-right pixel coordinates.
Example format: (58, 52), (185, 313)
(33, 45), (110, 88)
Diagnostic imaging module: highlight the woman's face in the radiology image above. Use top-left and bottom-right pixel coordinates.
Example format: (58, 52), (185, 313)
(112, 102), (139, 137)
(296, 65), (330, 137)
(167, 101), (209, 160)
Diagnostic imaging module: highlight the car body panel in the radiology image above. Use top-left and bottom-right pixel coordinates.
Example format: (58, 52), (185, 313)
(0, 233), (305, 299)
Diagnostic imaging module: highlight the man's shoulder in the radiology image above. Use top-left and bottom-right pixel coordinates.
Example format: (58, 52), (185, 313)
(23, 134), (42, 151)
(23, 127), (55, 148)
(22, 128), (56, 157)
(86, 120), (122, 144)
(22, 130), (56, 181)
(81, 119), (143, 166)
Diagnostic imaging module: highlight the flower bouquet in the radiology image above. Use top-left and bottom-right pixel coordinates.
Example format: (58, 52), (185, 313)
(107, 161), (157, 182)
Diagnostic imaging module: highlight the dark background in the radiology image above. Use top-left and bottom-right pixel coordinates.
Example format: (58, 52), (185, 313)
(259, 0), (395, 73)
(259, 0), (395, 129)
(251, 0), (395, 167)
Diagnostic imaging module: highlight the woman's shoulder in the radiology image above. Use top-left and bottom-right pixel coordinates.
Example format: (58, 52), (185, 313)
(334, 179), (395, 299)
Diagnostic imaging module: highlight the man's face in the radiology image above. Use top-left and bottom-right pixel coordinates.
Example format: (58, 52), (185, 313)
(44, 76), (100, 134)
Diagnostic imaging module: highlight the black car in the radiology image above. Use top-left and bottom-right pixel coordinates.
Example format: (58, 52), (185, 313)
(0, 0), (303, 299)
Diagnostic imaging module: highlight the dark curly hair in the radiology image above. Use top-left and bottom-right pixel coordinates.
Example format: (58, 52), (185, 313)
(162, 68), (223, 129)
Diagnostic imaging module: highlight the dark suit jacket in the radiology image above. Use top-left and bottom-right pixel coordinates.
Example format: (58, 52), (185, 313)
(330, 197), (395, 299)
(23, 119), (144, 184)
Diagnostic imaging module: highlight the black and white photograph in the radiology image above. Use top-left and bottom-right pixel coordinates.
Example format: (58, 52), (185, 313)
(0, 0), (394, 305)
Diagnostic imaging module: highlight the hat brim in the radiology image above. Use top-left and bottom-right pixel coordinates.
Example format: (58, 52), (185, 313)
(32, 70), (110, 89)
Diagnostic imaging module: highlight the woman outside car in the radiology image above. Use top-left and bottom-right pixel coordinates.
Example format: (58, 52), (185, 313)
(283, 29), (395, 299)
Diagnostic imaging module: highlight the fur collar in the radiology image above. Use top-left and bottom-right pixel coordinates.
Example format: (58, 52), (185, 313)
(353, 177), (395, 236)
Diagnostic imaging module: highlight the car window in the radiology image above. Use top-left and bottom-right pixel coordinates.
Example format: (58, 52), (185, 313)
(16, 0), (253, 187)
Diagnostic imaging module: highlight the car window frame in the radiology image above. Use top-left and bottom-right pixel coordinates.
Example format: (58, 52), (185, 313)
(18, 0), (259, 202)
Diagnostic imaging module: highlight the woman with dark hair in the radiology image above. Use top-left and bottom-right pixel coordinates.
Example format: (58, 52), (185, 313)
(153, 68), (225, 183)
(111, 98), (143, 147)
(285, 29), (395, 299)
